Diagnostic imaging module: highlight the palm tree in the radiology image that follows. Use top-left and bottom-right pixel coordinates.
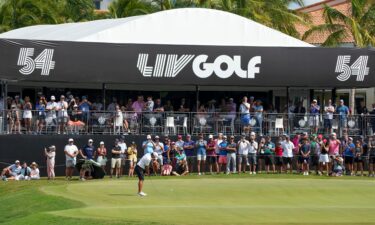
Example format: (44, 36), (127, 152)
(302, 0), (375, 112)
(109, 0), (154, 18)
(0, 0), (59, 33)
(63, 0), (95, 22)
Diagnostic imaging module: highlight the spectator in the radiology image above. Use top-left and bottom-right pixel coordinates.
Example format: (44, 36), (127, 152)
(68, 105), (84, 134)
(183, 135), (195, 172)
(180, 98), (190, 112)
(142, 135), (155, 155)
(299, 138), (311, 176)
(253, 100), (264, 135)
(78, 96), (91, 126)
(16, 162), (31, 181)
(172, 150), (189, 176)
(114, 105), (124, 134)
(56, 95), (69, 134)
(293, 101), (306, 128)
(45, 145), (56, 180)
(226, 135), (237, 174)
(164, 100), (174, 112)
(310, 134), (321, 175)
(368, 135), (375, 177)
(369, 104), (375, 134)
(132, 96), (145, 113)
(175, 135), (184, 153)
(264, 135), (275, 174)
(274, 140), (283, 173)
(127, 141), (138, 177)
(282, 135), (294, 174)
(46, 95), (58, 130)
(1, 160), (21, 181)
(125, 98), (133, 111)
(238, 134), (250, 173)
(23, 96), (33, 134)
(97, 141), (107, 172)
(29, 162), (40, 180)
(343, 137), (355, 176)
(107, 97), (118, 112)
(357, 101), (368, 135)
(336, 99), (350, 134)
(215, 133), (224, 173)
(319, 139), (330, 175)
(196, 133), (207, 175)
(331, 156), (344, 176)
(64, 138), (78, 180)
(324, 100), (335, 135)
(207, 134), (218, 174)
(169, 142), (179, 168)
(240, 96), (251, 134)
(219, 98), (228, 112)
(227, 98), (237, 115)
(111, 140), (122, 178)
(309, 99), (320, 134)
(36, 97), (47, 134)
(162, 139), (171, 165)
(248, 132), (258, 174)
(258, 137), (266, 173)
(153, 98), (164, 112)
(92, 97), (103, 111)
(328, 133), (341, 173)
(153, 136), (164, 174)
(144, 96), (154, 112)
(118, 136), (127, 176)
(218, 135), (228, 173)
(79, 139), (96, 181)
(353, 140), (364, 176)
(7, 104), (20, 134)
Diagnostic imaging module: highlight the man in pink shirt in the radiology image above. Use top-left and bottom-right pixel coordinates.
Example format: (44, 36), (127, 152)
(328, 132), (341, 173)
(132, 96), (145, 113)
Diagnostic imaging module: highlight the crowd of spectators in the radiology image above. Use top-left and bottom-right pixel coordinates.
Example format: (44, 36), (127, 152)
(3, 93), (375, 136)
(3, 131), (375, 181)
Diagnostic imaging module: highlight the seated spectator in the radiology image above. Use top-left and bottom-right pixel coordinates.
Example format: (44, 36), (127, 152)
(1, 160), (21, 181)
(153, 99), (164, 112)
(29, 162), (40, 180)
(331, 156), (344, 177)
(68, 105), (85, 134)
(172, 151), (189, 176)
(15, 162), (31, 181)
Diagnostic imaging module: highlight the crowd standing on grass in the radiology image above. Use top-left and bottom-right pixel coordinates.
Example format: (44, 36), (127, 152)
(3, 131), (375, 182)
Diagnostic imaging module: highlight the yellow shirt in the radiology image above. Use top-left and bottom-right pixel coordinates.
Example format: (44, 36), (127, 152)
(127, 147), (138, 161)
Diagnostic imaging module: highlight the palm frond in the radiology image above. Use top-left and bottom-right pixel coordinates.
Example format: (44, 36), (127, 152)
(321, 29), (347, 47)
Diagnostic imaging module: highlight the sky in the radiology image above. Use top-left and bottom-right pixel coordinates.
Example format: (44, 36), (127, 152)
(289, 0), (325, 9)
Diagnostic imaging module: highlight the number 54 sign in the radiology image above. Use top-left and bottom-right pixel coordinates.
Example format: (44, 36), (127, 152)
(17, 48), (55, 75)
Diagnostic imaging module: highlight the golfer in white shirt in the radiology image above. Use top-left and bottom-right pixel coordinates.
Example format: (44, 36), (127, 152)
(135, 152), (158, 197)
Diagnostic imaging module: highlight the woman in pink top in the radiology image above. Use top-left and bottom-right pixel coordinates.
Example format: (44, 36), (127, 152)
(328, 133), (341, 173)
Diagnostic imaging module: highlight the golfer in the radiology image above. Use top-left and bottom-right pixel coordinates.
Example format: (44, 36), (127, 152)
(135, 152), (158, 197)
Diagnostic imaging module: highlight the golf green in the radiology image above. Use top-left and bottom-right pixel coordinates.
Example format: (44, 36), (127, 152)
(37, 177), (375, 225)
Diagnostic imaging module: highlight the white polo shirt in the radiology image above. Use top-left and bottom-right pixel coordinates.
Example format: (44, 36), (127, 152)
(137, 153), (152, 169)
(64, 144), (78, 161)
(238, 140), (250, 155)
(282, 141), (295, 158)
(248, 141), (258, 154)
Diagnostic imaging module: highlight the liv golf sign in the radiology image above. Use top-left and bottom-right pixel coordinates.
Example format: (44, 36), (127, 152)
(136, 53), (261, 79)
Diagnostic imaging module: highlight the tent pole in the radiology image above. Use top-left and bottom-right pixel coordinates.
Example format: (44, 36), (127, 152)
(102, 83), (106, 109)
(196, 85), (199, 112)
(332, 88), (336, 105)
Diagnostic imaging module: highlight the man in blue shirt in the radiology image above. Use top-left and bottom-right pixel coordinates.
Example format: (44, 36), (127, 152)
(1, 160), (21, 181)
(142, 135), (155, 155)
(336, 99), (350, 134)
(343, 137), (355, 175)
(79, 139), (96, 181)
(218, 136), (229, 173)
(183, 135), (195, 172)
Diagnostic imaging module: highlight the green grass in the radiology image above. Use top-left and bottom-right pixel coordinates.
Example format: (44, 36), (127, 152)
(1, 174), (375, 225)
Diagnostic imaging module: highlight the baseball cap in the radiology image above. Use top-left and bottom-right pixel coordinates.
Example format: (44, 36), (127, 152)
(178, 135), (182, 139)
(318, 134), (323, 139)
(250, 132), (256, 136)
(88, 139), (93, 143)
(49, 145), (56, 150)
(312, 99), (317, 103)
(348, 137), (353, 141)
(147, 135), (151, 139)
(152, 152), (158, 158)
(187, 134), (191, 138)
(68, 138), (74, 142)
(100, 141), (104, 145)
(155, 135), (160, 139)
(60, 95), (65, 99)
(208, 134), (213, 139)
(223, 135), (227, 139)
(15, 160), (20, 164)
(171, 142), (176, 145)
(230, 135), (235, 139)
(229, 98), (233, 101)
(50, 95), (56, 100)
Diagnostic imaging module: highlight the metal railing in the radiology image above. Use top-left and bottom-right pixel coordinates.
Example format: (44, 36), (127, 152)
(1, 109), (374, 137)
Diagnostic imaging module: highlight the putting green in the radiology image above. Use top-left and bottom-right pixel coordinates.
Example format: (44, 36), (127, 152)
(41, 177), (375, 225)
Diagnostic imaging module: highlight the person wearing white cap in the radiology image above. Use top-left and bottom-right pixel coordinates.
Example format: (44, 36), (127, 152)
(1, 160), (21, 181)
(153, 136), (164, 174)
(248, 132), (258, 174)
(281, 135), (294, 174)
(111, 139), (122, 178)
(44, 145), (56, 180)
(226, 136), (237, 175)
(79, 139), (96, 181)
(135, 152), (158, 196)
(238, 134), (250, 173)
(239, 97), (251, 134)
(309, 99), (320, 134)
(142, 135), (155, 155)
(96, 141), (107, 172)
(64, 138), (78, 180)
(56, 95), (69, 134)
(336, 99), (350, 134)
(196, 133), (207, 175)
(207, 134), (219, 174)
(46, 95), (58, 131)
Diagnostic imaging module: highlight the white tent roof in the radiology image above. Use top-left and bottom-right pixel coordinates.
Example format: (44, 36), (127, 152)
(0, 8), (313, 47)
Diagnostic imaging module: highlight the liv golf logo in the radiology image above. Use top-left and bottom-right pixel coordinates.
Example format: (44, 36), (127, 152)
(137, 54), (261, 79)
(335, 55), (369, 81)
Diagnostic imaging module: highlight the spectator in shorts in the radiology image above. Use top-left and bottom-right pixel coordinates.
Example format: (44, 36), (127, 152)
(207, 134), (218, 174)
(282, 135), (294, 174)
(309, 134), (321, 175)
(56, 95), (69, 134)
(274, 139), (283, 173)
(215, 133), (224, 172)
(111, 140), (122, 178)
(23, 96), (33, 134)
(153, 136), (164, 175)
(2, 160), (21, 181)
(118, 136), (127, 176)
(135, 152), (158, 197)
(299, 138), (311, 176)
(46, 95), (58, 132)
(240, 96), (251, 134)
(196, 133), (207, 175)
(248, 132), (258, 174)
(142, 135), (155, 155)
(226, 136), (237, 174)
(258, 137), (266, 173)
(343, 137), (355, 176)
(183, 135), (195, 173)
(64, 138), (78, 180)
(79, 139), (96, 181)
(309, 99), (320, 134)
(238, 134), (250, 173)
(45, 145), (56, 180)
(328, 133), (341, 173)
(264, 135), (275, 174)
(127, 141), (138, 177)
(324, 100), (335, 135)
(319, 139), (330, 175)
(218, 135), (229, 173)
(97, 141), (107, 172)
(368, 135), (375, 177)
(353, 140), (364, 176)
(36, 96), (47, 134)
(336, 99), (349, 134)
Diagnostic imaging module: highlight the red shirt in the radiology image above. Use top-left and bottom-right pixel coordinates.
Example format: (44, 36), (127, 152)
(207, 140), (216, 156)
(275, 146), (283, 156)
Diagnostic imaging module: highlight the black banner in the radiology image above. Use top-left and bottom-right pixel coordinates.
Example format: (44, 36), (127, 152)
(0, 38), (374, 87)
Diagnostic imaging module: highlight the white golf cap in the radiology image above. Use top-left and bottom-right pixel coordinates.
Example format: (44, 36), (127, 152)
(208, 134), (213, 139)
(147, 135), (151, 139)
(152, 152), (158, 158)
(88, 139), (93, 143)
(49, 145), (56, 149)
(15, 160), (20, 164)
(50, 95), (55, 100)
(312, 99), (317, 102)
(250, 132), (256, 136)
(68, 138), (74, 142)
(155, 135), (160, 139)
(100, 141), (104, 145)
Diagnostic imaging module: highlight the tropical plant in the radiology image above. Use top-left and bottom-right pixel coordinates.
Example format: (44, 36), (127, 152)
(63, 0), (95, 22)
(302, 0), (375, 47)
(109, 0), (154, 18)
